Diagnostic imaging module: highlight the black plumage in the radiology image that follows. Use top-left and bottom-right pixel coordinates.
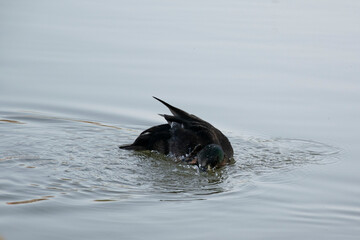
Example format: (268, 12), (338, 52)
(120, 97), (234, 169)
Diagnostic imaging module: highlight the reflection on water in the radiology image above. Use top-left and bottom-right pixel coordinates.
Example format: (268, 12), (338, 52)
(0, 111), (339, 204)
(0, 119), (25, 124)
(7, 196), (53, 205)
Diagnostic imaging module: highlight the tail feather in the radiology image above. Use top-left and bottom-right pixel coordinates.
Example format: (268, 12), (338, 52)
(159, 114), (184, 125)
(153, 96), (192, 120)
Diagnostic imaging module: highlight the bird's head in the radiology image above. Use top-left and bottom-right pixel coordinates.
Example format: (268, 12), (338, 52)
(196, 144), (225, 172)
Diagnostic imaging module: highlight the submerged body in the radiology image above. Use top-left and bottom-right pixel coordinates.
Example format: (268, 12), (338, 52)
(120, 97), (234, 170)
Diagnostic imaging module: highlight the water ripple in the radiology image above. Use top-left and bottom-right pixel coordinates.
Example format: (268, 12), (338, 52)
(0, 111), (339, 204)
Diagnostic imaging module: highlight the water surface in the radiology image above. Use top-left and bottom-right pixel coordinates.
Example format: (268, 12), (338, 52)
(1, 0), (360, 239)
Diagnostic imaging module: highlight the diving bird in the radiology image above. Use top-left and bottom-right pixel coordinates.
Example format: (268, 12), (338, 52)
(120, 97), (234, 171)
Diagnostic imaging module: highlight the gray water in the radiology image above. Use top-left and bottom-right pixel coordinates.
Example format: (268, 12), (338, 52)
(1, 0), (360, 239)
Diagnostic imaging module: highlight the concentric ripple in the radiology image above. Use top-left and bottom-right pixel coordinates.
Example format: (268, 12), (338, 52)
(0, 111), (339, 204)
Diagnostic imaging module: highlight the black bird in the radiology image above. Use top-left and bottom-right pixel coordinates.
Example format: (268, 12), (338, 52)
(120, 97), (234, 171)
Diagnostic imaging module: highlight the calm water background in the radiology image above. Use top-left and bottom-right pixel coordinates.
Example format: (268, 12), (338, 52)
(1, 0), (360, 239)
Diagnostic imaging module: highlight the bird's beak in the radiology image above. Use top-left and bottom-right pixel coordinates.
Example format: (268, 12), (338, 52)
(199, 165), (211, 172)
(185, 157), (198, 165)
